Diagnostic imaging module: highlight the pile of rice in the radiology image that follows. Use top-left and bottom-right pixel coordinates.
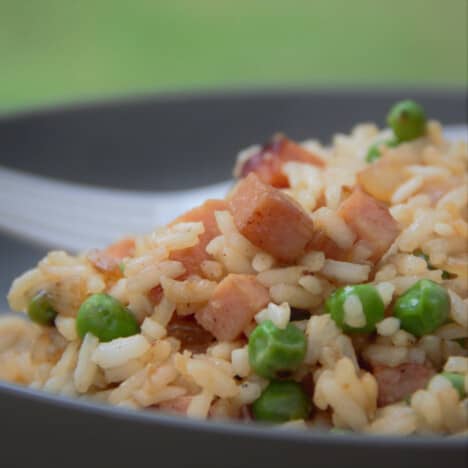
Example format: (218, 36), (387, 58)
(1, 118), (467, 436)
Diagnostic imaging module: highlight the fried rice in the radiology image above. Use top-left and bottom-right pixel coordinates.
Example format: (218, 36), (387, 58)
(1, 108), (467, 436)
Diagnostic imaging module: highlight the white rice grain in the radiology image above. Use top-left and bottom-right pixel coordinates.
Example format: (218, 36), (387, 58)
(398, 209), (435, 253)
(160, 276), (217, 304)
(152, 297), (176, 327)
(257, 266), (307, 287)
(419, 335), (443, 368)
(406, 165), (450, 179)
(108, 366), (148, 404)
(391, 330), (417, 347)
(127, 294), (153, 322)
(298, 251), (325, 272)
(255, 302), (291, 329)
(207, 342), (239, 361)
(298, 275), (323, 295)
(434, 223), (455, 237)
(74, 333), (99, 393)
(428, 374), (453, 393)
(343, 295), (366, 328)
(152, 222), (205, 250)
(133, 379), (179, 407)
(217, 244), (254, 274)
(127, 261), (185, 294)
(55, 316), (78, 341)
(437, 186), (467, 212)
(124, 247), (168, 277)
(320, 260), (370, 284)
(200, 260), (224, 281)
(187, 391), (214, 419)
(92, 335), (150, 369)
(314, 372), (368, 431)
(141, 317), (167, 341)
(365, 405), (417, 435)
(205, 235), (224, 257)
(7, 268), (48, 312)
(236, 380), (262, 405)
(444, 356), (468, 374)
(393, 254), (428, 276)
(278, 420), (308, 430)
(375, 282), (395, 307)
(375, 264), (397, 282)
(186, 359), (238, 398)
(43, 341), (79, 393)
(436, 323), (468, 340)
(231, 347), (250, 378)
(252, 252), (275, 273)
(325, 184), (343, 210)
(391, 176), (424, 204)
(363, 344), (408, 367)
(376, 317), (400, 337)
(269, 284), (321, 309)
(305, 314), (341, 366)
(448, 290), (468, 328)
(108, 278), (129, 304)
(312, 207), (356, 249)
(104, 359), (145, 384)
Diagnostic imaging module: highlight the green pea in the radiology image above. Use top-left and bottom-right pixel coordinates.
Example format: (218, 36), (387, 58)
(439, 372), (465, 399)
(252, 380), (310, 423)
(393, 279), (450, 337)
(248, 320), (306, 379)
(27, 291), (57, 326)
(365, 138), (399, 163)
(118, 262), (126, 274)
(76, 293), (139, 342)
(387, 100), (427, 142)
(326, 285), (385, 334)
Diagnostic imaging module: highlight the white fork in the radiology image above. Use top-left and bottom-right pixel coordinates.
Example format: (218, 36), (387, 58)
(0, 125), (466, 253)
(0, 167), (231, 252)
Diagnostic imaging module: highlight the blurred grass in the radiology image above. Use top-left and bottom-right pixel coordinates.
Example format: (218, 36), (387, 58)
(0, 0), (466, 111)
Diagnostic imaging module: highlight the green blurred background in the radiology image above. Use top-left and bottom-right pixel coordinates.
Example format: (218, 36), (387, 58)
(1, 0), (466, 112)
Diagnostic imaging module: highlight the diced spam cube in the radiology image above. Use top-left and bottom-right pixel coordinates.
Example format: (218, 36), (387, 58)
(228, 173), (315, 262)
(337, 188), (399, 262)
(196, 274), (269, 341)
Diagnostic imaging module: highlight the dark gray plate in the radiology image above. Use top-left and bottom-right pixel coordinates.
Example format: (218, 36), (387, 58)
(0, 89), (467, 468)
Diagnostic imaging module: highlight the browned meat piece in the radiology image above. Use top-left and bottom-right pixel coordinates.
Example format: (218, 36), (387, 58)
(338, 188), (399, 262)
(167, 315), (215, 353)
(196, 274), (269, 341)
(87, 238), (135, 277)
(229, 173), (315, 262)
(236, 133), (324, 188)
(373, 362), (435, 406)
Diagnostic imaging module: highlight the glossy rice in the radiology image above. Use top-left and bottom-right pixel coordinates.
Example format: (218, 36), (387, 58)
(1, 119), (467, 435)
